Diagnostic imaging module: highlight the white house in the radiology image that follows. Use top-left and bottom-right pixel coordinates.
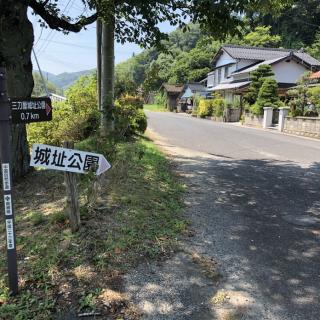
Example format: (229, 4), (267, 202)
(205, 45), (320, 102)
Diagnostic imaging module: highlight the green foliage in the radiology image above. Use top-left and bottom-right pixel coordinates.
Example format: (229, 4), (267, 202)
(255, 0), (320, 48)
(155, 92), (167, 107)
(29, 211), (46, 226)
(307, 31), (320, 61)
(168, 38), (220, 84)
(197, 99), (214, 118)
(213, 97), (226, 117)
(114, 102), (147, 137)
(49, 211), (67, 225)
(28, 73), (100, 146)
(252, 78), (280, 115)
(244, 64), (274, 105)
(197, 95), (226, 118)
(308, 86), (320, 109)
(287, 73), (311, 115)
(241, 26), (282, 47)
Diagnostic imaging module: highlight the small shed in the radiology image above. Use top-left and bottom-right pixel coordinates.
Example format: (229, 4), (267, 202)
(160, 83), (184, 111)
(178, 83), (208, 112)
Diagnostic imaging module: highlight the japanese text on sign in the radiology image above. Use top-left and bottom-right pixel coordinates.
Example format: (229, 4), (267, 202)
(2, 163), (11, 191)
(12, 100), (46, 111)
(4, 195), (12, 216)
(6, 219), (14, 250)
(30, 144), (111, 175)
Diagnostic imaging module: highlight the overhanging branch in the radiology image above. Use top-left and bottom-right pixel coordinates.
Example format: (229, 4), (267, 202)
(29, 0), (97, 32)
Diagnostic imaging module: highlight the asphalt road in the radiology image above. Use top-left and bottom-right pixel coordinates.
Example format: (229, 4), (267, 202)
(126, 111), (320, 320)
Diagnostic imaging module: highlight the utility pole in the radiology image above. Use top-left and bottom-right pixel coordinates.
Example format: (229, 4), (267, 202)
(0, 66), (18, 295)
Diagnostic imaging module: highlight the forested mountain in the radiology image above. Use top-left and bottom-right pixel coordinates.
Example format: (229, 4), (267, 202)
(32, 72), (63, 96)
(34, 69), (94, 91)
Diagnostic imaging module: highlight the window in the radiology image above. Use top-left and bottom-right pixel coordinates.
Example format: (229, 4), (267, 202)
(218, 68), (222, 83)
(225, 66), (229, 78)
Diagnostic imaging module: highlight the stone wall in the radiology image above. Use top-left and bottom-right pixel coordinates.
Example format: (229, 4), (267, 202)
(283, 116), (320, 139)
(244, 114), (264, 128)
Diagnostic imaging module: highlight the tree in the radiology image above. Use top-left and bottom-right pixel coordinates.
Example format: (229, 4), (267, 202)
(287, 72), (311, 115)
(307, 31), (320, 61)
(244, 64), (275, 105)
(241, 26), (282, 47)
(249, 0), (320, 48)
(0, 1), (97, 178)
(254, 78), (280, 114)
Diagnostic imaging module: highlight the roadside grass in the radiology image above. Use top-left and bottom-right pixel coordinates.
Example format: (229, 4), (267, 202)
(143, 104), (167, 112)
(0, 137), (186, 319)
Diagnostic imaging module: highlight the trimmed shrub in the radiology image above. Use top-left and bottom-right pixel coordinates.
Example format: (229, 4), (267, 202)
(114, 102), (147, 137)
(197, 99), (214, 118)
(251, 78), (280, 115)
(212, 98), (225, 117)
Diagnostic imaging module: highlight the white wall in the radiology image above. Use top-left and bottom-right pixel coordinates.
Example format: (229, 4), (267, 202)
(272, 60), (308, 83)
(236, 59), (258, 70)
(216, 50), (236, 67)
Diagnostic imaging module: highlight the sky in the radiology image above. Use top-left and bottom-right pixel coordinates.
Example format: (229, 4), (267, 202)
(30, 0), (176, 75)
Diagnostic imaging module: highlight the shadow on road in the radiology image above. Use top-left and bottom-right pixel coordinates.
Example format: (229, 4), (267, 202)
(173, 154), (320, 319)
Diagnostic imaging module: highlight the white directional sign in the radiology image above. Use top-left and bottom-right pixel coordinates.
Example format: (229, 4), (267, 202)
(30, 144), (111, 175)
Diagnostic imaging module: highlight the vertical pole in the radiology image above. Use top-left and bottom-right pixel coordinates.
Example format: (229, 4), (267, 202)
(97, 19), (102, 111)
(63, 141), (80, 232)
(0, 67), (18, 295)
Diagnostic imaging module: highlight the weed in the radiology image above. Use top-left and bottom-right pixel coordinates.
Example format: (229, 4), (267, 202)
(49, 211), (67, 225)
(29, 211), (46, 226)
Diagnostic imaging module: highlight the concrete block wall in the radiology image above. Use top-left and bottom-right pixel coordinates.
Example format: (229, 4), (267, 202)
(244, 114), (264, 128)
(284, 117), (320, 139)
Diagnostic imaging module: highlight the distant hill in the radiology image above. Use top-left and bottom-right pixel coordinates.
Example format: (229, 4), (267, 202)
(34, 69), (95, 90)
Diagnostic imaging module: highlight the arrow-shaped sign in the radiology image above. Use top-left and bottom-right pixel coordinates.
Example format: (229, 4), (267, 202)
(30, 144), (111, 175)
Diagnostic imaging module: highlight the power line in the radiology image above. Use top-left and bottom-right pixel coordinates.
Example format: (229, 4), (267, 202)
(37, 0), (75, 56)
(38, 39), (95, 50)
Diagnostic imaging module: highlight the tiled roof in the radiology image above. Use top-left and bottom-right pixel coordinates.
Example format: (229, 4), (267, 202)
(187, 83), (207, 92)
(220, 45), (320, 67)
(161, 83), (184, 93)
(232, 57), (285, 76)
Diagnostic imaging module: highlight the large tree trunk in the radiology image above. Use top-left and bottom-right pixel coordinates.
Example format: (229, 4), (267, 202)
(100, 17), (115, 136)
(0, 1), (33, 178)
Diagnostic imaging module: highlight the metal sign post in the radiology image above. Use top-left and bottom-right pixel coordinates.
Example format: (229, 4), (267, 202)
(0, 67), (18, 295)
